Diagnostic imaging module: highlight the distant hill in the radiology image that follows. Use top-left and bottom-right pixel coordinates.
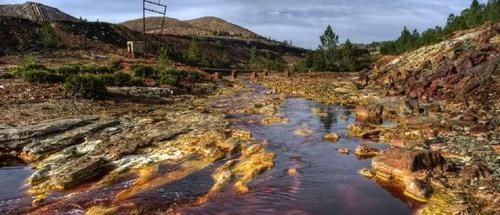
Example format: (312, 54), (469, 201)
(0, 2), (76, 22)
(186, 16), (259, 38)
(121, 16), (262, 39)
(0, 2), (306, 68)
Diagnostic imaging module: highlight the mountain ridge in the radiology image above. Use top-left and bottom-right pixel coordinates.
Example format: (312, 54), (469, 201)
(120, 16), (262, 39)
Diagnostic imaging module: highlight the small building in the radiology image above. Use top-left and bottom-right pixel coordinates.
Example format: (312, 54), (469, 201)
(127, 41), (145, 58)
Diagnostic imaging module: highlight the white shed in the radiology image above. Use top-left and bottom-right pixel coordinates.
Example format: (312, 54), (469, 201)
(127, 41), (145, 58)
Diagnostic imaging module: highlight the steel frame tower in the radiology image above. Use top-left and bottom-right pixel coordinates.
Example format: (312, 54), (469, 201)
(143, 0), (167, 58)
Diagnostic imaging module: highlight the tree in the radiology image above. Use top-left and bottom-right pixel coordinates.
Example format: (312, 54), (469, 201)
(396, 26), (412, 53)
(319, 25), (339, 50)
(40, 22), (56, 48)
(464, 0), (483, 27)
(340, 39), (356, 71)
(221, 50), (231, 67)
(248, 46), (262, 70)
(157, 47), (172, 67)
(186, 40), (202, 65)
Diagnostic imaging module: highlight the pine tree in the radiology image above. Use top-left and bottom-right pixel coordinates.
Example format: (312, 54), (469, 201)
(186, 40), (202, 65)
(248, 46), (261, 70)
(319, 25), (339, 50)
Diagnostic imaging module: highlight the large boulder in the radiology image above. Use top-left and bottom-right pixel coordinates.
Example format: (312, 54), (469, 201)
(372, 149), (445, 179)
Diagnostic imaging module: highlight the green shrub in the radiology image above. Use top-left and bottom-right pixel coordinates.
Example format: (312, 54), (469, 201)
(95, 72), (139, 87)
(55, 64), (82, 77)
(132, 65), (158, 79)
(22, 69), (64, 84)
(159, 68), (184, 86)
(80, 64), (114, 74)
(64, 74), (107, 99)
(96, 73), (116, 86)
(157, 47), (172, 67)
(105, 72), (133, 86)
(22, 55), (38, 67)
(160, 73), (179, 86)
(111, 72), (132, 86)
(8, 67), (25, 77)
(9, 55), (49, 78)
(41, 22), (56, 48)
(0, 73), (14, 79)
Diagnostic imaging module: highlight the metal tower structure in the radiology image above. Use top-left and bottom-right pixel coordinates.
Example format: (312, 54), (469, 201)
(143, 0), (167, 58)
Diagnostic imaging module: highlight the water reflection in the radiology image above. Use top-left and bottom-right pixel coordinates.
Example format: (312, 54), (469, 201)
(183, 98), (417, 215)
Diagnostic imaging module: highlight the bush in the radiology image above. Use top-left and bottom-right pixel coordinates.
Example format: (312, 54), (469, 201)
(132, 65), (158, 79)
(80, 64), (115, 74)
(112, 72), (133, 86)
(100, 72), (134, 86)
(159, 68), (183, 86)
(0, 73), (14, 79)
(97, 73), (116, 86)
(95, 72), (142, 87)
(9, 56), (49, 78)
(64, 74), (107, 99)
(22, 69), (64, 84)
(160, 73), (179, 86)
(55, 64), (82, 77)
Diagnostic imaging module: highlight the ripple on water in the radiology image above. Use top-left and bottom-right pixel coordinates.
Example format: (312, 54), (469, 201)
(0, 165), (33, 213)
(183, 98), (417, 215)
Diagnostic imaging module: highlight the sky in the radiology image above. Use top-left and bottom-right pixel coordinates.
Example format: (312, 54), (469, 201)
(2, 0), (484, 48)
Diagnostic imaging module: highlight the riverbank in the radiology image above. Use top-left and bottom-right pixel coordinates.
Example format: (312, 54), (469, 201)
(0, 78), (280, 214)
(258, 72), (499, 214)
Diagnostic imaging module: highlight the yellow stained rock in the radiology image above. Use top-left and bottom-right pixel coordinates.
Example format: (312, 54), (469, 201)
(324, 132), (340, 142)
(288, 167), (299, 176)
(294, 127), (313, 136)
(234, 181), (249, 193)
(261, 116), (289, 125)
(359, 168), (375, 178)
(337, 147), (350, 154)
(86, 206), (118, 215)
(311, 108), (328, 117)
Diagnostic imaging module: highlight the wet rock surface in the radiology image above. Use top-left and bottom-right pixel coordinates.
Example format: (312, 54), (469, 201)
(258, 24), (499, 214)
(0, 79), (279, 214)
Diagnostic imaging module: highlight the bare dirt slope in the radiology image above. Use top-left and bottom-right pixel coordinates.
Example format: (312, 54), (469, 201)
(370, 23), (500, 108)
(0, 2), (76, 22)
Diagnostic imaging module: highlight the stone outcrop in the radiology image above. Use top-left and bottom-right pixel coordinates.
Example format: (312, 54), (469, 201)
(354, 144), (380, 157)
(371, 149), (445, 202)
(324, 132), (340, 142)
(372, 149), (445, 178)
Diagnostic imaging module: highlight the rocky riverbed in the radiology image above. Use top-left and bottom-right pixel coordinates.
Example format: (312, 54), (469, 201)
(0, 77), (281, 214)
(1, 69), (498, 214)
(259, 71), (499, 214)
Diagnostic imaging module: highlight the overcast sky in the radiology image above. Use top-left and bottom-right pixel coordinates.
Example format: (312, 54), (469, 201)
(2, 0), (483, 48)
